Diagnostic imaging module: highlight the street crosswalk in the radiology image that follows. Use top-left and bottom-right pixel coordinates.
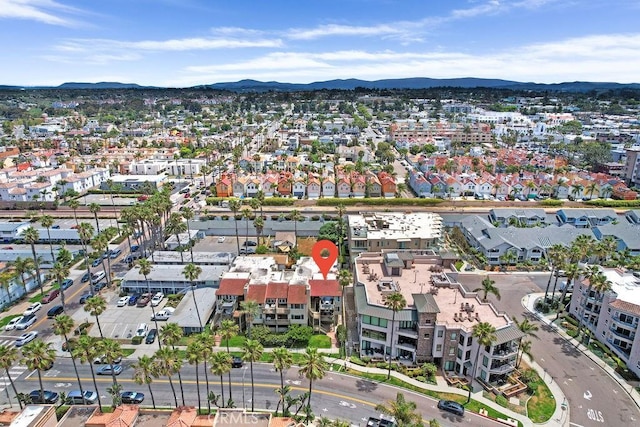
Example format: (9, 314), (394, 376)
(0, 339), (16, 348)
(0, 365), (30, 394)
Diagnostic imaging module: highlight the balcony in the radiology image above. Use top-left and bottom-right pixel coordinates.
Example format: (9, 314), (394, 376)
(492, 345), (518, 359)
(396, 341), (417, 351)
(606, 339), (631, 359)
(263, 304), (290, 315)
(263, 317), (289, 325)
(489, 362), (516, 374)
(320, 303), (335, 311)
(397, 328), (418, 339)
(609, 325), (636, 341)
(612, 315), (638, 328)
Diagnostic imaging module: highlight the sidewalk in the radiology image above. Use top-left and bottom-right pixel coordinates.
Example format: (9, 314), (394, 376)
(523, 293), (640, 411)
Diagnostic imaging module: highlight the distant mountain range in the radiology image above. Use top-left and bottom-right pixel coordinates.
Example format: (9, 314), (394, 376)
(1, 78), (639, 92)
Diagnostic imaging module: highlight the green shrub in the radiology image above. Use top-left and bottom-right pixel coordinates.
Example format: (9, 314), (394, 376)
(256, 245), (268, 254)
(585, 199), (640, 208)
(563, 315), (579, 327)
(262, 198), (295, 206)
(131, 336), (143, 345)
(495, 394), (509, 407)
(539, 199), (563, 207)
(349, 356), (367, 366)
(311, 215), (320, 221)
(415, 375), (426, 382)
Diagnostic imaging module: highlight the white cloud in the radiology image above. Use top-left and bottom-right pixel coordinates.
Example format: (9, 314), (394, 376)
(0, 0), (82, 26)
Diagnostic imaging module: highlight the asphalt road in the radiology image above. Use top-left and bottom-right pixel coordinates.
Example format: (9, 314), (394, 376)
(10, 359), (504, 427)
(457, 272), (640, 427)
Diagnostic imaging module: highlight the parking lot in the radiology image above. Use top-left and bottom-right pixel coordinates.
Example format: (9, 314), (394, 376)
(70, 287), (171, 341)
(192, 235), (246, 254)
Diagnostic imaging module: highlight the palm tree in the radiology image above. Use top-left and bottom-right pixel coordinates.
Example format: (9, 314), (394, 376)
(337, 269), (352, 328)
(40, 214), (56, 262)
(106, 382), (123, 409)
(52, 315), (84, 399)
(166, 213), (187, 263)
(100, 338), (123, 388)
(137, 259), (161, 344)
(242, 339), (264, 411)
(105, 179), (121, 233)
(133, 355), (157, 409)
(228, 199), (242, 255)
(544, 244), (567, 302)
(21, 226), (44, 296)
(181, 207), (195, 261)
(240, 299), (260, 338)
(470, 322), (497, 399)
(72, 335), (103, 411)
(0, 271), (16, 305)
(474, 277), (501, 302)
(298, 347), (328, 423)
(186, 340), (204, 413)
(21, 339), (56, 407)
(152, 347), (182, 408)
(272, 347), (293, 416)
(291, 209), (302, 249)
(517, 340), (533, 368)
(84, 295), (107, 338)
(182, 263), (203, 328)
(335, 204), (346, 264)
(195, 331), (215, 413)
(51, 261), (70, 308)
(0, 345), (23, 409)
(209, 351), (232, 408)
(384, 292), (407, 379)
(578, 271), (612, 341)
(218, 319), (239, 403)
(77, 222), (95, 293)
(253, 216), (264, 246)
(160, 322), (185, 405)
(89, 203), (101, 233)
(68, 199), (80, 228)
(374, 392), (423, 427)
(241, 207), (252, 249)
(11, 256), (35, 297)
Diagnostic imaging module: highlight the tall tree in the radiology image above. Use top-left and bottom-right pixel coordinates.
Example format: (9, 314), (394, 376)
(195, 331), (215, 413)
(209, 351), (232, 408)
(228, 199), (242, 255)
(160, 323), (186, 405)
(242, 339), (263, 411)
(0, 344), (23, 409)
(100, 338), (123, 388)
(374, 392), (424, 427)
(181, 207), (195, 262)
(272, 347), (293, 416)
(21, 227), (44, 296)
(186, 340), (204, 413)
(218, 319), (239, 404)
(137, 259), (161, 343)
(182, 263), (203, 328)
(89, 203), (102, 233)
(68, 199), (80, 228)
(50, 261), (70, 309)
(337, 269), (352, 328)
(10, 256), (35, 297)
(240, 300), (260, 338)
(384, 292), (407, 380)
(73, 335), (103, 411)
(299, 347), (328, 423)
(21, 339), (56, 407)
(84, 295), (107, 338)
(39, 214), (56, 263)
(133, 355), (157, 409)
(152, 347), (181, 408)
(474, 277), (501, 302)
(470, 322), (497, 400)
(52, 315), (84, 399)
(166, 213), (187, 263)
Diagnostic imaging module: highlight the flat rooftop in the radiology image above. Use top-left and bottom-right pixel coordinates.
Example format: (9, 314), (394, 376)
(602, 268), (640, 306)
(349, 212), (443, 241)
(355, 251), (509, 330)
(151, 250), (235, 264)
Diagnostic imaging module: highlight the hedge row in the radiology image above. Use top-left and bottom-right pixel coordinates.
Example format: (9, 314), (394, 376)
(538, 199), (564, 207)
(585, 199), (640, 208)
(316, 197), (444, 206)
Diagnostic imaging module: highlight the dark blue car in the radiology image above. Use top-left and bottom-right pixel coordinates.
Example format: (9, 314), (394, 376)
(61, 279), (74, 290)
(81, 272), (90, 283)
(128, 294), (141, 305)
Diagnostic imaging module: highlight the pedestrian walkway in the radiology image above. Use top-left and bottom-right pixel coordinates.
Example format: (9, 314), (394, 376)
(523, 293), (640, 411)
(0, 364), (29, 394)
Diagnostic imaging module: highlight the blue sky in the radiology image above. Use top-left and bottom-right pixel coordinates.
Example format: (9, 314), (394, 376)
(0, 0), (638, 87)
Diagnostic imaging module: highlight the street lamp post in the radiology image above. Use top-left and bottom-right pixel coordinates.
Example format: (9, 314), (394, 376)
(242, 366), (248, 408)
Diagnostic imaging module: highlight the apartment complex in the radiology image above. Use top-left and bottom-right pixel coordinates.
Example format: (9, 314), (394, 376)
(354, 250), (523, 388)
(569, 267), (640, 378)
(347, 212), (443, 255)
(215, 256), (341, 332)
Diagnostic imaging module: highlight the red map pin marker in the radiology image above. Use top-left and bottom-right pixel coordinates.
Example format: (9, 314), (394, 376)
(311, 240), (339, 279)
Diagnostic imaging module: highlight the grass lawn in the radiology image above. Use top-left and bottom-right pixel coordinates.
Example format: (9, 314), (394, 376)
(526, 378), (555, 423)
(122, 348), (136, 357)
(29, 293), (44, 303)
(0, 314), (21, 328)
(219, 335), (246, 348)
(308, 334), (332, 348)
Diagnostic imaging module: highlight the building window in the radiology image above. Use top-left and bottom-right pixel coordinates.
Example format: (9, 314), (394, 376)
(449, 347), (455, 356)
(450, 332), (457, 340)
(424, 333), (430, 339)
(362, 315), (388, 328)
(457, 349), (463, 359)
(444, 361), (455, 371)
(436, 344), (442, 352)
(482, 355), (488, 368)
(291, 314), (304, 320)
(437, 330), (443, 338)
(425, 319), (432, 324)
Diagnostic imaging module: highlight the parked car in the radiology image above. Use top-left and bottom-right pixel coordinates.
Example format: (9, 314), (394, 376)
(120, 391), (145, 404)
(231, 356), (244, 368)
(240, 247), (256, 254)
(217, 236), (226, 243)
(5, 316), (23, 331)
(93, 355), (122, 365)
(128, 293), (141, 306)
(91, 258), (102, 268)
(243, 241), (258, 247)
(130, 245), (140, 252)
(15, 331), (39, 347)
(47, 305), (64, 318)
(93, 282), (107, 292)
(23, 302), (42, 316)
(67, 390), (98, 405)
(151, 307), (175, 321)
(61, 279), (74, 290)
(97, 364), (123, 375)
(41, 290), (60, 304)
(135, 323), (149, 337)
(437, 400), (465, 417)
(79, 292), (91, 304)
(81, 272), (91, 283)
(16, 314), (37, 330)
(136, 294), (151, 307)
(150, 292), (164, 307)
(29, 390), (59, 404)
(145, 328), (157, 344)
(109, 248), (122, 259)
(117, 296), (130, 307)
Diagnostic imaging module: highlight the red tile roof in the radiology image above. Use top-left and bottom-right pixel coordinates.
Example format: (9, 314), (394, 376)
(287, 285), (308, 304)
(217, 278), (248, 296)
(266, 282), (288, 299)
(246, 285), (266, 303)
(609, 299), (640, 316)
(309, 279), (341, 297)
